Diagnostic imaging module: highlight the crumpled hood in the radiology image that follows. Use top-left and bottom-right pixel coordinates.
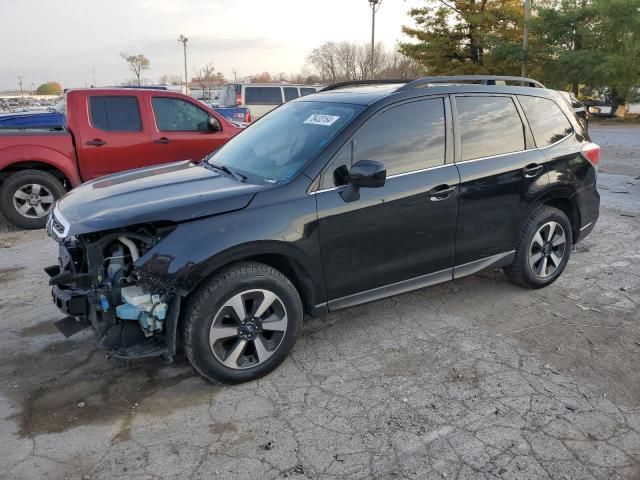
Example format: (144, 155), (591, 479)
(56, 160), (263, 235)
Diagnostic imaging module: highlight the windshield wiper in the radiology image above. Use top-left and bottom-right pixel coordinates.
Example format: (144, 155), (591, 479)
(208, 163), (246, 182)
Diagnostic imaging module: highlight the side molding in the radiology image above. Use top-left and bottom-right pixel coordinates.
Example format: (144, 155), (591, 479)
(453, 251), (515, 279)
(327, 268), (452, 311)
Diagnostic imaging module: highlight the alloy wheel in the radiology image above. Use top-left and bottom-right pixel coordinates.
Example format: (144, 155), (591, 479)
(12, 183), (55, 218)
(528, 221), (567, 278)
(209, 289), (288, 369)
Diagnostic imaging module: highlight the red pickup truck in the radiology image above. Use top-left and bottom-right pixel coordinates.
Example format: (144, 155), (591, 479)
(0, 88), (241, 228)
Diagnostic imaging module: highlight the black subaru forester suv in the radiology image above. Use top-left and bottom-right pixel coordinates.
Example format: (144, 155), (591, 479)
(46, 76), (600, 383)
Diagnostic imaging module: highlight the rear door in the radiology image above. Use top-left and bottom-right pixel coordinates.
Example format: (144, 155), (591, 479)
(316, 97), (459, 307)
(243, 86), (283, 119)
(452, 94), (548, 274)
(150, 96), (233, 163)
(76, 94), (153, 180)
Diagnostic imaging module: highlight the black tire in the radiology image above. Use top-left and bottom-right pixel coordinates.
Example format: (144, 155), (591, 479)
(504, 206), (573, 289)
(183, 261), (303, 384)
(0, 169), (65, 229)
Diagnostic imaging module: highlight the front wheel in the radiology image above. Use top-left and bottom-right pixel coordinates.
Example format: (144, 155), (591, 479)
(0, 170), (66, 229)
(505, 206), (573, 289)
(183, 262), (303, 384)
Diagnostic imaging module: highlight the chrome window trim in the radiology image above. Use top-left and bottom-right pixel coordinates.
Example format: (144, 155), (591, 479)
(309, 162), (453, 195)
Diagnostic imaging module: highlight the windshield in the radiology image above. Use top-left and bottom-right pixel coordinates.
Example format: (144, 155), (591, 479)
(206, 101), (363, 184)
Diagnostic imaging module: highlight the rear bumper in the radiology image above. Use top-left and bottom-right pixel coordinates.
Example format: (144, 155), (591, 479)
(572, 183), (600, 243)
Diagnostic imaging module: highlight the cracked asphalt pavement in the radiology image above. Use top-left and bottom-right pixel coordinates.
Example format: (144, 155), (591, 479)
(1, 123), (639, 479)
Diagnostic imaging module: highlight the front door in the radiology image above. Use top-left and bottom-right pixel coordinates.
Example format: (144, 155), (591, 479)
(77, 95), (153, 180)
(150, 96), (233, 163)
(315, 97), (460, 308)
(452, 94), (549, 270)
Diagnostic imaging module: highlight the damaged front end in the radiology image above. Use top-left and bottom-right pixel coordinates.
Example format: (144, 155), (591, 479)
(45, 209), (184, 361)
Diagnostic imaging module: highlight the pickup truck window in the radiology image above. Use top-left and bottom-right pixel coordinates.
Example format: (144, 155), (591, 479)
(89, 96), (142, 132)
(300, 87), (317, 97)
(152, 97), (210, 131)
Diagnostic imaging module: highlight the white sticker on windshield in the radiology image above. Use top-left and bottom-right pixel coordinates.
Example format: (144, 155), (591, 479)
(304, 114), (340, 126)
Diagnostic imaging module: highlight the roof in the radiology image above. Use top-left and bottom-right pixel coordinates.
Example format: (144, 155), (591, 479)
(294, 76), (549, 106)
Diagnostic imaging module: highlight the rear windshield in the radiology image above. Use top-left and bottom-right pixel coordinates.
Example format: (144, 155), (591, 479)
(207, 101), (363, 184)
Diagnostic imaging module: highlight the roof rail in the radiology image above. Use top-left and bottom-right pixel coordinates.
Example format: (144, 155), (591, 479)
(320, 79), (415, 92)
(397, 75), (545, 91)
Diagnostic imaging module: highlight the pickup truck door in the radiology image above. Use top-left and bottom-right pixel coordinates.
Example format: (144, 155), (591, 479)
(149, 96), (234, 163)
(75, 94), (154, 180)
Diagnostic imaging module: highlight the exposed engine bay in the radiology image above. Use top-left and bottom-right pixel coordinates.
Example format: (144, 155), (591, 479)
(45, 222), (183, 360)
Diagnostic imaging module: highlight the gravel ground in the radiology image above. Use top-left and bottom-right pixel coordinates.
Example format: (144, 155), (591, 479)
(0, 123), (639, 479)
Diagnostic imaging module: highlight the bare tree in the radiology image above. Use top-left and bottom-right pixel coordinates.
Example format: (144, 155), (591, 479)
(121, 53), (150, 86)
(193, 63), (226, 98)
(307, 41), (420, 84)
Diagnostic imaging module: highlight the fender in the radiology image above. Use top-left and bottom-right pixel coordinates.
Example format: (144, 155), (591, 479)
(522, 184), (581, 237)
(0, 143), (82, 186)
(135, 192), (325, 310)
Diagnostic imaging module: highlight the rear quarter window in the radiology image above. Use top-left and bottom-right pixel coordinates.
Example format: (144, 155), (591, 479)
(518, 95), (574, 147)
(244, 87), (283, 105)
(300, 87), (317, 97)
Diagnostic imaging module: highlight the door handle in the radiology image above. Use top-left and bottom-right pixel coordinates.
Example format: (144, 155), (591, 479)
(153, 137), (171, 145)
(85, 138), (106, 146)
(523, 164), (543, 178)
(429, 184), (456, 201)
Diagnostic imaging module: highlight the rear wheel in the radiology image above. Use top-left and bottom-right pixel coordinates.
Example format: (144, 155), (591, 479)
(0, 170), (65, 229)
(505, 206), (573, 289)
(183, 262), (303, 384)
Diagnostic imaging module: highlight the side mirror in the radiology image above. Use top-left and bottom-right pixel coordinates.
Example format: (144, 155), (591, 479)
(207, 116), (222, 132)
(340, 160), (386, 202)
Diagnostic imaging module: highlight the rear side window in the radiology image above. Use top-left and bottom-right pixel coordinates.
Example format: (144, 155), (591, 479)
(152, 97), (210, 131)
(283, 87), (299, 102)
(352, 98), (446, 177)
(244, 87), (283, 105)
(300, 87), (317, 96)
(518, 95), (573, 147)
(89, 96), (141, 132)
(456, 96), (525, 161)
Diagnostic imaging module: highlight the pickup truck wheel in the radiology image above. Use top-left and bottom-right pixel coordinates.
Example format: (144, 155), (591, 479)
(183, 261), (303, 384)
(504, 206), (573, 289)
(0, 170), (65, 229)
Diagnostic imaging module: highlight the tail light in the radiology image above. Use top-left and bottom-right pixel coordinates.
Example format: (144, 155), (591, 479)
(582, 143), (600, 169)
(244, 111), (251, 123)
(236, 93), (242, 106)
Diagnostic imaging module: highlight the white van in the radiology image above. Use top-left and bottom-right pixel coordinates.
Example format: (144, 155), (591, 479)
(219, 84), (321, 120)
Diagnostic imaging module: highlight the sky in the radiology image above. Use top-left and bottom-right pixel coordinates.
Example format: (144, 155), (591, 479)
(0, 0), (424, 91)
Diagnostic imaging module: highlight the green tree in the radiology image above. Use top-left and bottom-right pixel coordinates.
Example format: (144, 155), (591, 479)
(120, 53), (150, 86)
(399, 0), (525, 75)
(35, 82), (63, 95)
(531, 0), (640, 105)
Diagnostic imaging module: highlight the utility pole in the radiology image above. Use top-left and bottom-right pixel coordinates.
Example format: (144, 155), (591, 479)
(521, 0), (531, 78)
(92, 67), (96, 87)
(17, 76), (23, 98)
(178, 34), (189, 95)
(368, 0), (382, 80)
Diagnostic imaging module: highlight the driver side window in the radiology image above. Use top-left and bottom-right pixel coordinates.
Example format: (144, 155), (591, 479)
(152, 97), (211, 131)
